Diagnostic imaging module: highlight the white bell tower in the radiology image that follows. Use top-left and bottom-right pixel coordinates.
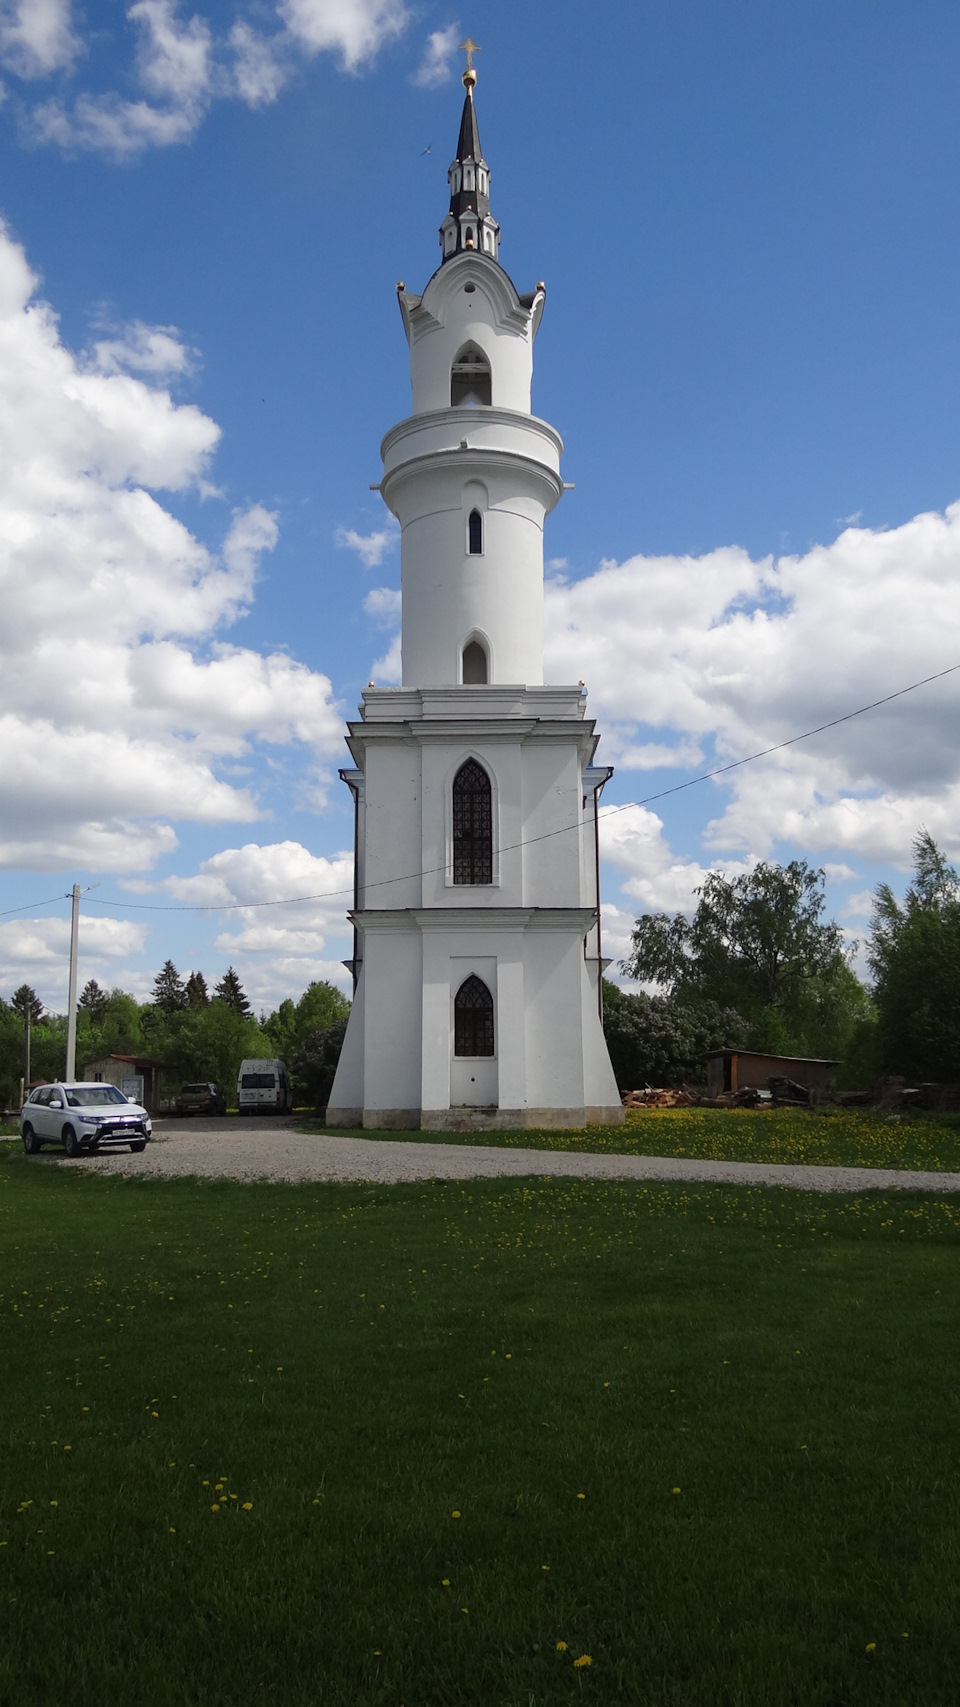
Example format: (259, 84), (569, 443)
(327, 57), (622, 1130)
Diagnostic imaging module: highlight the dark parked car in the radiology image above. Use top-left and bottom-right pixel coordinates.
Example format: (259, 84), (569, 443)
(174, 1082), (227, 1117)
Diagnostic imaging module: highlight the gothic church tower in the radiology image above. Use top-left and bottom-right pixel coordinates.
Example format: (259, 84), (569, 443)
(327, 56), (622, 1129)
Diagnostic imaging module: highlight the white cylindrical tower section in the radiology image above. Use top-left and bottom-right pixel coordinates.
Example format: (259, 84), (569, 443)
(387, 252), (560, 687)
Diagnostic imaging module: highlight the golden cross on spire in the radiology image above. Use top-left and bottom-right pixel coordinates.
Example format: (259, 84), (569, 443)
(459, 35), (480, 87)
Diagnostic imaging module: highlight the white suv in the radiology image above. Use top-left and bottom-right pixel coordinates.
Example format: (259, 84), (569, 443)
(21, 1083), (152, 1158)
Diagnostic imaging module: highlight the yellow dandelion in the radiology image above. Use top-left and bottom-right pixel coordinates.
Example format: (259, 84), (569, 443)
(672, 1486), (681, 1494)
(451, 1509), (461, 1518)
(50, 1500), (58, 1508)
(169, 1527), (176, 1534)
(865, 1642), (876, 1653)
(210, 1503), (220, 1512)
(242, 1502), (253, 1511)
(556, 1641), (567, 1652)
(577, 1493), (585, 1500)
(442, 1579), (450, 1587)
(573, 1654), (592, 1668)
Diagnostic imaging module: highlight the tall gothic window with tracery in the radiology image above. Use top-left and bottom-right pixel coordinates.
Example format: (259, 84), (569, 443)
(454, 974), (494, 1056)
(452, 758), (492, 884)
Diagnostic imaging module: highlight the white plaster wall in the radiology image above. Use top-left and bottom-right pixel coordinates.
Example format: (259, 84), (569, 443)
(393, 463), (547, 686)
(523, 930), (587, 1108)
(411, 258), (534, 415)
(362, 744), (422, 910)
(581, 963), (622, 1108)
(520, 741), (585, 906)
(327, 965), (365, 1113)
(361, 928), (422, 1110)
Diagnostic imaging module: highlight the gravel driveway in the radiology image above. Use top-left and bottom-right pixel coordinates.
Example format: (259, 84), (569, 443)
(64, 1119), (960, 1193)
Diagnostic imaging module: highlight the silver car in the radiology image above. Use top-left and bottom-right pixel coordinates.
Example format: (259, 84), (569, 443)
(21, 1082), (152, 1158)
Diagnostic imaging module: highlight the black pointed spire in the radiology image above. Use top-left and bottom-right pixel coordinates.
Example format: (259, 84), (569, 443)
(439, 57), (500, 265)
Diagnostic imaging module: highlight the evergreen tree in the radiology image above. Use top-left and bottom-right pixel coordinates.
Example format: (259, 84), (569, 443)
(214, 966), (251, 1017)
(152, 960), (187, 1013)
(78, 978), (109, 1025)
(11, 984), (43, 1024)
(185, 971), (210, 1009)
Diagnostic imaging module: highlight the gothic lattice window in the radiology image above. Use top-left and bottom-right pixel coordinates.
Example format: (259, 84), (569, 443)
(452, 758), (492, 884)
(454, 974), (494, 1057)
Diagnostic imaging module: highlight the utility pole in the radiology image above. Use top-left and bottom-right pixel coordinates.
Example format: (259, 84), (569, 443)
(65, 884), (81, 1082)
(22, 1003), (31, 1106)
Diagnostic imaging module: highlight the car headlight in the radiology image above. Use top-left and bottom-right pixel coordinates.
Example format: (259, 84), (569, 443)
(79, 1114), (100, 1124)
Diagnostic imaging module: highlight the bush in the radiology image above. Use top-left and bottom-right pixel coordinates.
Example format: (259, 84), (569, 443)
(602, 983), (748, 1090)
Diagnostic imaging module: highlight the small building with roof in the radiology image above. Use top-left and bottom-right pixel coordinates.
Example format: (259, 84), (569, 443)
(83, 1053), (163, 1113)
(706, 1050), (839, 1098)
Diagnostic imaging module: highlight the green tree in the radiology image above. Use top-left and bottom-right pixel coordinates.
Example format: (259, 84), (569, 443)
(185, 971), (210, 1009)
(868, 830), (960, 1081)
(621, 860), (869, 1066)
(214, 967), (251, 1017)
(623, 861), (845, 1013)
(294, 1017), (349, 1110)
(78, 979), (109, 1026)
(152, 961), (187, 1013)
(602, 981), (748, 1090)
(11, 985), (43, 1024)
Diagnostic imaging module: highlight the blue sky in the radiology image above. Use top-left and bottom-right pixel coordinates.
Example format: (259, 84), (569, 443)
(1, 0), (959, 1012)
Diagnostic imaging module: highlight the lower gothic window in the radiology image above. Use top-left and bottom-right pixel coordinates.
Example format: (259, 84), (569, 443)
(452, 758), (492, 883)
(454, 974), (494, 1056)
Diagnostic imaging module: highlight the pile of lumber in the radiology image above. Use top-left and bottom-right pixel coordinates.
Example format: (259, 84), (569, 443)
(621, 1087), (698, 1109)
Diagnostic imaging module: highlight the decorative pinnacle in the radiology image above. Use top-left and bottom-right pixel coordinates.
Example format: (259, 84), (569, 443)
(459, 35), (480, 88)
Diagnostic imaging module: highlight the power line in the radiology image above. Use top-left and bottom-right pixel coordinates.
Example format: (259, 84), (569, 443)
(4, 657), (959, 921)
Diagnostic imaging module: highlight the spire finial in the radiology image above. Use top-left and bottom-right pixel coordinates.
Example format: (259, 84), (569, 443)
(459, 35), (480, 89)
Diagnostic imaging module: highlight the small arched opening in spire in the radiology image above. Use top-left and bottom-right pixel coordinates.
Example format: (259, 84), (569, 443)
(454, 974), (494, 1057)
(451, 343), (491, 407)
(461, 638), (487, 684)
(452, 758), (492, 881)
(468, 509), (483, 555)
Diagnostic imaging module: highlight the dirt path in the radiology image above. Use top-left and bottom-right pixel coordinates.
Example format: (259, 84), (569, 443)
(62, 1123), (960, 1193)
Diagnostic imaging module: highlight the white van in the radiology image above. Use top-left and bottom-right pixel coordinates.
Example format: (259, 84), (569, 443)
(237, 1058), (293, 1115)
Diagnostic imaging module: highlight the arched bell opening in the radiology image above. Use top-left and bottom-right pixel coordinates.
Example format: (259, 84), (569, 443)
(451, 342), (492, 407)
(461, 639), (488, 685)
(452, 758), (493, 882)
(454, 974), (495, 1057)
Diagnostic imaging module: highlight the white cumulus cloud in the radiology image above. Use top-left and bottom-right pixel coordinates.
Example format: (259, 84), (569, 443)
(0, 0), (79, 77)
(411, 22), (457, 88)
(336, 524), (398, 567)
(0, 215), (342, 874)
(547, 506), (960, 871)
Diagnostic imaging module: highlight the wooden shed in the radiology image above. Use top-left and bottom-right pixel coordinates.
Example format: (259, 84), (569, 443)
(705, 1050), (839, 1098)
(82, 1053), (164, 1114)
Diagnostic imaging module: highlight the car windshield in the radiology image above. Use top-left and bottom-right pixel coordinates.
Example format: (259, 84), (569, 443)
(181, 1085), (210, 1094)
(65, 1086), (129, 1107)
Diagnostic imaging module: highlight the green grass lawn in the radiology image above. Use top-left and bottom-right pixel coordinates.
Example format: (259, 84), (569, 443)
(2, 1149), (960, 1705)
(300, 1105), (960, 1175)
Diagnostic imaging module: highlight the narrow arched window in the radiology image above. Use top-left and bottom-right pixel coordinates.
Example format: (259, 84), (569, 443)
(462, 640), (487, 684)
(452, 758), (492, 883)
(451, 343), (491, 407)
(454, 974), (494, 1057)
(468, 509), (482, 555)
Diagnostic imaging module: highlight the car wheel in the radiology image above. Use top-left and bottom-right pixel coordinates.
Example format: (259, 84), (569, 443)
(130, 1140), (146, 1154)
(22, 1123), (39, 1155)
(63, 1126), (81, 1159)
